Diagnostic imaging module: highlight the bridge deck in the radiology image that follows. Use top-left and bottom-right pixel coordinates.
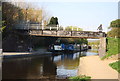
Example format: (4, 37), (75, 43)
(16, 29), (106, 38)
(30, 34), (104, 38)
(15, 24), (106, 38)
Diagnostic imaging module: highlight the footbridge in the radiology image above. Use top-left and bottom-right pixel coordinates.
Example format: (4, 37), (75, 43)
(15, 23), (106, 39)
(15, 23), (107, 58)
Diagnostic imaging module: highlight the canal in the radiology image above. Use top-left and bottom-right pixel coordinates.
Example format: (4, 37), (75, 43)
(2, 49), (98, 80)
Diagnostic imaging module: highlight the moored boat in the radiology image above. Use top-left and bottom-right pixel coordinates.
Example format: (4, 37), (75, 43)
(48, 44), (74, 52)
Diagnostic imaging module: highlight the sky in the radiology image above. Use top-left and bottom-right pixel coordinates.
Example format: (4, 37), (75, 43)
(34, 2), (118, 32)
(9, 0), (118, 32)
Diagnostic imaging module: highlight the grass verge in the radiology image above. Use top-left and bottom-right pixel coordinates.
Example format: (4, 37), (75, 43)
(101, 38), (119, 60)
(69, 75), (91, 81)
(101, 53), (118, 60)
(109, 61), (120, 73)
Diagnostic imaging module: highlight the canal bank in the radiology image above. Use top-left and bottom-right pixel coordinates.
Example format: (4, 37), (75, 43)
(78, 55), (118, 80)
(2, 46), (89, 58)
(2, 48), (52, 58)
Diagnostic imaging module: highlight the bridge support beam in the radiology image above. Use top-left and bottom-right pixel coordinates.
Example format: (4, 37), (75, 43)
(98, 37), (106, 58)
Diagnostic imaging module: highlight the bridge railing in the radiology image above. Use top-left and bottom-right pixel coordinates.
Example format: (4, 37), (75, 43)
(29, 30), (106, 38)
(15, 23), (64, 30)
(15, 23), (106, 38)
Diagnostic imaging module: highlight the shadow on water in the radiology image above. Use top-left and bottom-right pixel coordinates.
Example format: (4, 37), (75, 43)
(2, 49), (98, 80)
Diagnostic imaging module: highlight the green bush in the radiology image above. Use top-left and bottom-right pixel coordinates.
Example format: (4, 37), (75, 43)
(107, 38), (119, 55)
(109, 61), (120, 73)
(101, 37), (120, 60)
(69, 75), (91, 81)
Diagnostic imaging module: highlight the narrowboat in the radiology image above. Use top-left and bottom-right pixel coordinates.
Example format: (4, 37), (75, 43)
(48, 44), (74, 52)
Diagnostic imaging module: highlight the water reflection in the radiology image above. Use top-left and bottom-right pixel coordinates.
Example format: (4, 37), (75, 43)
(81, 49), (98, 56)
(2, 49), (98, 79)
(54, 52), (80, 77)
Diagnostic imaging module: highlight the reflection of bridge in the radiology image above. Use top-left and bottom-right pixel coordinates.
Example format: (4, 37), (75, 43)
(15, 24), (106, 38)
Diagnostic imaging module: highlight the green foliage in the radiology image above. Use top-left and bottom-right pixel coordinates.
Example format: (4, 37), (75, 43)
(109, 61), (120, 73)
(107, 38), (119, 54)
(0, 21), (6, 32)
(65, 26), (83, 31)
(2, 2), (49, 38)
(104, 19), (120, 59)
(2, 2), (24, 38)
(107, 28), (120, 38)
(69, 75), (91, 81)
(58, 38), (88, 44)
(47, 17), (59, 26)
(110, 19), (120, 28)
(108, 19), (120, 38)
(101, 38), (120, 60)
(0, 6), (1, 11)
(0, 26), (6, 32)
(88, 40), (99, 49)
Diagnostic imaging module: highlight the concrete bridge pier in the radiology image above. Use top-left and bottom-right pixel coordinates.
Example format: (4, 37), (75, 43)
(98, 37), (106, 58)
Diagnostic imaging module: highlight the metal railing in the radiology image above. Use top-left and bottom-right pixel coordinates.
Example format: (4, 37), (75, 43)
(15, 23), (64, 30)
(14, 23), (106, 38)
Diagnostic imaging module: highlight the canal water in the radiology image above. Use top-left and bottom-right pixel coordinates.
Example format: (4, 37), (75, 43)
(2, 49), (98, 80)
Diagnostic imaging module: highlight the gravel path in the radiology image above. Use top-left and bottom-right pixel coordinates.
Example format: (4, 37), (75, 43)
(78, 55), (119, 79)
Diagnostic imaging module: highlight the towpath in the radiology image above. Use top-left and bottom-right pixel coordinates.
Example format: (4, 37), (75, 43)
(78, 55), (119, 80)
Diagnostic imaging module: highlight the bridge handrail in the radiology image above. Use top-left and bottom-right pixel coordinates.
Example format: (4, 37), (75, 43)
(14, 23), (106, 37)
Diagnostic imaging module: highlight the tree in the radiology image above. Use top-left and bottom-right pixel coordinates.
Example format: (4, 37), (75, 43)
(107, 19), (120, 38)
(54, 17), (58, 25)
(107, 28), (120, 38)
(47, 17), (59, 26)
(65, 26), (83, 31)
(2, 2), (23, 38)
(109, 19), (120, 28)
(2, 2), (51, 38)
(57, 38), (88, 44)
